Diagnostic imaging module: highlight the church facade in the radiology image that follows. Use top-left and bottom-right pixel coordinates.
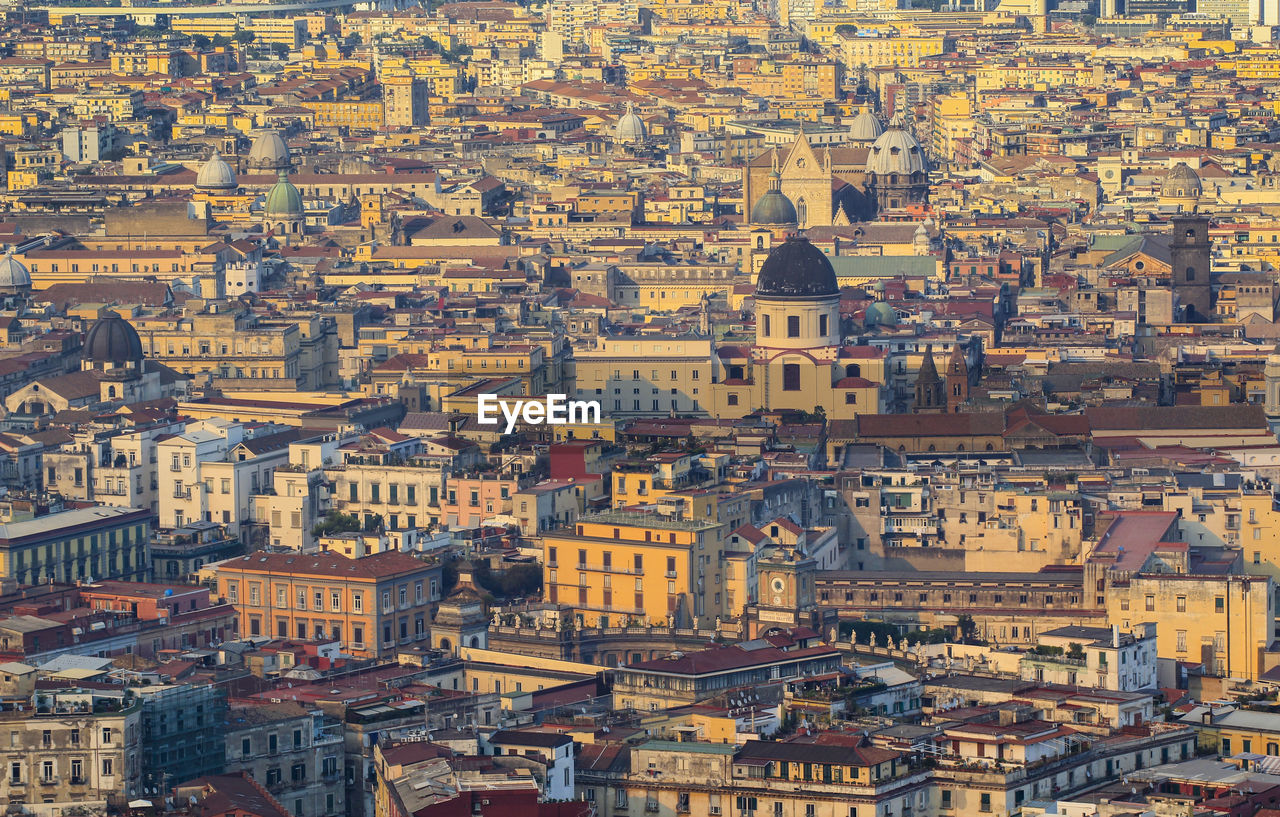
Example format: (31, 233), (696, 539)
(708, 236), (885, 418)
(742, 118), (931, 228)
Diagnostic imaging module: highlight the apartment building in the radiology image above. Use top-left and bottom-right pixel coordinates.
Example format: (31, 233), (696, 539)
(224, 702), (345, 817)
(0, 505), (150, 585)
(136, 307), (337, 392)
(156, 419), (300, 543)
(541, 509), (726, 628)
(0, 687), (142, 812)
(215, 550), (444, 658)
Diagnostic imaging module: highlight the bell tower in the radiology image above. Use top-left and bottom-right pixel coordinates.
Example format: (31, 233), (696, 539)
(747, 547), (817, 638)
(1172, 215), (1212, 322)
(946, 344), (970, 413)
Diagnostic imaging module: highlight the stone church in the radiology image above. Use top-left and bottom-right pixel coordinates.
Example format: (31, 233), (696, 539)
(743, 116), (930, 228)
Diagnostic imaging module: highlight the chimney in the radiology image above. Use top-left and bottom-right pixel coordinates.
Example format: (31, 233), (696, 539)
(1112, 624), (1119, 649)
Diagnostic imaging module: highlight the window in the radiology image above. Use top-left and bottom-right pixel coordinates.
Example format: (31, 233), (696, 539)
(783, 363), (801, 391)
(1176, 595), (1186, 612)
(1176, 630), (1187, 652)
(1216, 596), (1225, 613)
(331, 591), (341, 611)
(1145, 595), (1155, 611)
(101, 758), (113, 776)
(980, 794), (991, 813)
(819, 314), (828, 336)
(353, 593), (363, 613)
(41, 760), (52, 783)
(9, 762), (19, 784)
(787, 315), (800, 337)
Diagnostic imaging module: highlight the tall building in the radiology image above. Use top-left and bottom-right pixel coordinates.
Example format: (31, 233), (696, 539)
(381, 68), (428, 128)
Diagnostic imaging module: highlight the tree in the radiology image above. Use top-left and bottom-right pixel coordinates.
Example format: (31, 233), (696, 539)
(1080, 12), (1097, 24)
(363, 513), (383, 532)
(192, 35), (211, 49)
(311, 510), (360, 537)
(232, 30), (255, 44)
(957, 614), (977, 643)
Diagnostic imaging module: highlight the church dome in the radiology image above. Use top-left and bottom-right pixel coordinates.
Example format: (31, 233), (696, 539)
(1162, 162), (1201, 197)
(614, 102), (647, 144)
(84, 311), (142, 367)
(264, 174), (304, 217)
(849, 110), (884, 142)
(755, 236), (839, 299)
(248, 130), (291, 171)
(864, 301), (897, 327)
(750, 172), (797, 225)
(866, 124), (929, 177)
(0, 253), (32, 291)
(195, 151), (237, 191)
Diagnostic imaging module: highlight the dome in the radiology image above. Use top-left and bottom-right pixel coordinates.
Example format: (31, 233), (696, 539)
(866, 125), (929, 177)
(264, 173), (304, 218)
(615, 102), (647, 144)
(750, 172), (797, 225)
(755, 236), (839, 299)
(849, 110), (884, 142)
(0, 253), (32, 291)
(864, 301), (897, 327)
(84, 311), (142, 367)
(1162, 162), (1201, 197)
(248, 129), (291, 171)
(195, 151), (237, 191)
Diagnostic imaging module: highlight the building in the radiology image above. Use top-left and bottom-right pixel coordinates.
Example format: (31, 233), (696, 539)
(138, 682), (228, 794)
(214, 550), (444, 658)
(224, 702), (345, 817)
(0, 685), (142, 812)
(0, 505), (151, 585)
(611, 629), (841, 711)
(540, 509), (726, 628)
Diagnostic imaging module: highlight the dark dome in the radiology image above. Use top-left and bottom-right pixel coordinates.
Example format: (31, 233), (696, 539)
(85, 312), (142, 366)
(755, 236), (839, 299)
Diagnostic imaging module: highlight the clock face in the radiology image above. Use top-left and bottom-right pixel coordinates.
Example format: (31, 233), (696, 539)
(770, 577), (786, 595)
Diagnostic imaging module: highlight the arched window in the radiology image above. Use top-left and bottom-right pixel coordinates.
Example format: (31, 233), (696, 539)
(796, 197), (807, 225)
(846, 364), (861, 378)
(985, 443), (995, 451)
(756, 235), (764, 249)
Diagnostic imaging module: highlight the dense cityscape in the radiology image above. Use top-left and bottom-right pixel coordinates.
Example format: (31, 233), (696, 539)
(0, 0), (1279, 816)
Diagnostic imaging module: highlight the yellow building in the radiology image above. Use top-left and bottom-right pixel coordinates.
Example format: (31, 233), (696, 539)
(1094, 512), (1274, 682)
(301, 98), (385, 130)
(541, 509), (726, 628)
(838, 33), (954, 69)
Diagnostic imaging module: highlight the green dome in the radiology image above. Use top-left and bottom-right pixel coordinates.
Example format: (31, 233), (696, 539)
(865, 301), (897, 327)
(751, 188), (798, 225)
(264, 173), (303, 217)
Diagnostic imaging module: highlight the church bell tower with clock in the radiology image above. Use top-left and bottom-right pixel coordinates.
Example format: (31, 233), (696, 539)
(747, 547), (818, 637)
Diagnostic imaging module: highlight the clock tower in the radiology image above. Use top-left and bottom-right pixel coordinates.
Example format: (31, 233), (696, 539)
(747, 546), (818, 638)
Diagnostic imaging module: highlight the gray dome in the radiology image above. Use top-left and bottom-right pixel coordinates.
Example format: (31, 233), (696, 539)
(849, 110), (884, 142)
(0, 253), (32, 291)
(195, 151), (237, 191)
(750, 172), (797, 225)
(1162, 162), (1201, 197)
(755, 236), (839, 299)
(866, 125), (929, 177)
(615, 102), (647, 144)
(248, 130), (291, 172)
(84, 312), (142, 367)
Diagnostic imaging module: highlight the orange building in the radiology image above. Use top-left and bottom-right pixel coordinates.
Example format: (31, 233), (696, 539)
(215, 551), (443, 658)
